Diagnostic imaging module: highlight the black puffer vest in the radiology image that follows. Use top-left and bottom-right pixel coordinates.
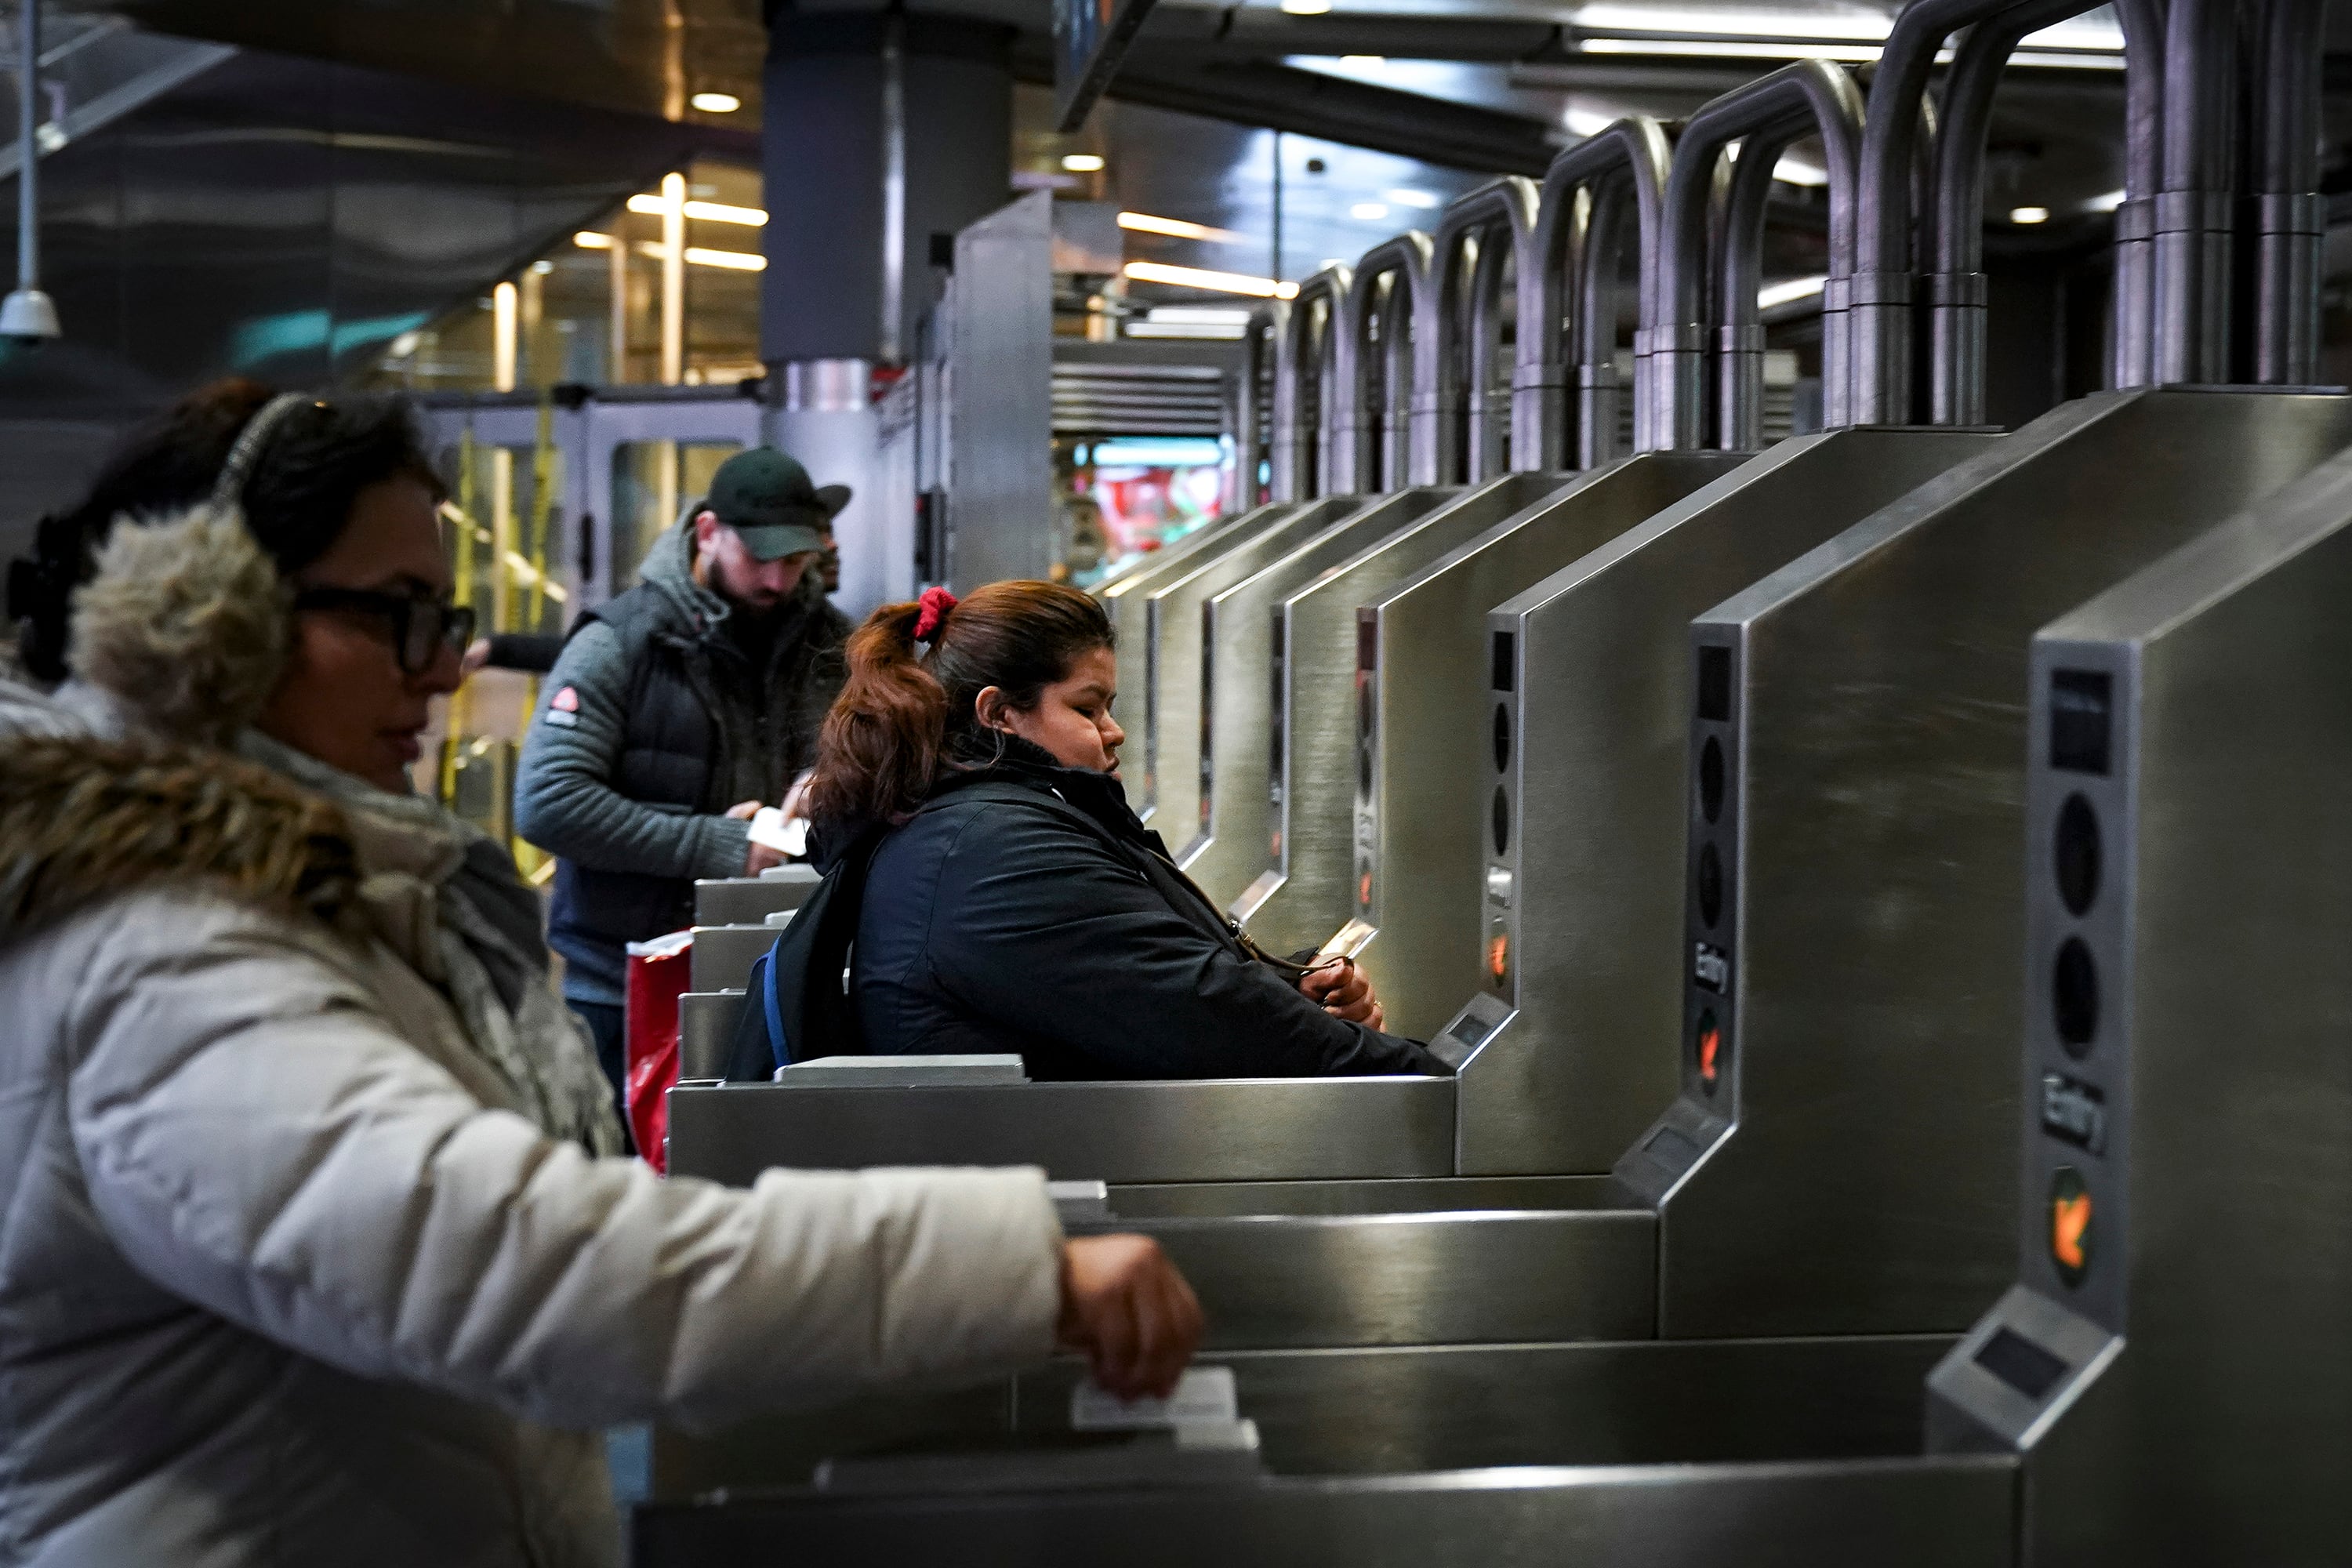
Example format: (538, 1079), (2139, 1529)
(545, 583), (845, 963)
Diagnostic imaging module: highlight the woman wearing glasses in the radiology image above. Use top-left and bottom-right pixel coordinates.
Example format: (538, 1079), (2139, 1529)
(0, 379), (1200, 1568)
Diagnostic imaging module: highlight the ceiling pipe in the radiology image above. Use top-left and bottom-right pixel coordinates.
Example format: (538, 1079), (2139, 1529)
(1, 0), (60, 341)
(2154, 0), (2236, 384)
(1428, 176), (1540, 484)
(2247, 0), (2326, 385)
(1519, 117), (1675, 467)
(1335, 231), (1436, 492)
(1654, 60), (1864, 452)
(1924, 0), (2121, 424)
(1272, 265), (1350, 501)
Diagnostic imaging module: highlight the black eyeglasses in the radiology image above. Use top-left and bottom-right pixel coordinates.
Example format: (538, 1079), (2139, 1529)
(292, 586), (476, 674)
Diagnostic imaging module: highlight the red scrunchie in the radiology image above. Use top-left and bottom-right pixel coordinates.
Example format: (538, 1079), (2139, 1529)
(913, 585), (959, 642)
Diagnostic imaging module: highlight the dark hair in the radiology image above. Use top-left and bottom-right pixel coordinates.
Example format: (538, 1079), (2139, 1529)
(9, 376), (441, 680)
(807, 579), (1114, 830)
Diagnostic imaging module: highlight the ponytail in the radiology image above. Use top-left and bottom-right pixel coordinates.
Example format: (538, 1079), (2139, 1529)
(806, 599), (952, 830)
(807, 579), (1113, 831)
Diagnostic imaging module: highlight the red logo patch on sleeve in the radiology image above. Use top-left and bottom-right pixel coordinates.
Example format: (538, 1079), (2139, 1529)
(551, 686), (579, 712)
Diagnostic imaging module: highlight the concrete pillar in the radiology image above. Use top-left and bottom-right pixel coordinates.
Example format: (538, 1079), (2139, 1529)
(760, 11), (1013, 368)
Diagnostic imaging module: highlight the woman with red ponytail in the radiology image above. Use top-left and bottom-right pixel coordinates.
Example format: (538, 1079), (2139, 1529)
(794, 579), (1445, 1080)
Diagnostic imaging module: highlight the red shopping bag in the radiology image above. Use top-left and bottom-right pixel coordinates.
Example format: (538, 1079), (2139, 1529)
(623, 930), (695, 1171)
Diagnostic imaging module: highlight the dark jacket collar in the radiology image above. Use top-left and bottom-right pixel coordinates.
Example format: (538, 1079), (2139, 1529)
(931, 734), (1144, 837)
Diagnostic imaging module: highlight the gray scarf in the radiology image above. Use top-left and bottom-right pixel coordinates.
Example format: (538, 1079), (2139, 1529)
(238, 731), (624, 1156)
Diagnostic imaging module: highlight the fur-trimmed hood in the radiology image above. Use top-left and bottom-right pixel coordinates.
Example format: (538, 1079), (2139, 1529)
(0, 709), (358, 946)
(0, 503), (623, 1155)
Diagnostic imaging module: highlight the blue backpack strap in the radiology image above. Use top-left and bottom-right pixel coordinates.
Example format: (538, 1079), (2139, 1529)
(759, 943), (789, 1067)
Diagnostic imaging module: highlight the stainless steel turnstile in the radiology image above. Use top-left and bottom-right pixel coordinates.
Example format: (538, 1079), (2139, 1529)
(641, 400), (2352, 1568)
(1433, 427), (1999, 1175)
(1228, 465), (1629, 954)
(1338, 448), (1749, 1036)
(1139, 493), (1433, 842)
(1639, 387), (2352, 1342)
(1181, 490), (1465, 905)
(1105, 500), (1298, 821)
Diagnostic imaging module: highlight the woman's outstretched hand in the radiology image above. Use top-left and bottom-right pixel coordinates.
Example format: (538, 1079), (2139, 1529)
(1299, 958), (1384, 1030)
(1056, 1234), (1203, 1401)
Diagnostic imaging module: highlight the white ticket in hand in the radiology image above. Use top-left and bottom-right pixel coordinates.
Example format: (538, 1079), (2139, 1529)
(747, 807), (809, 858)
(1069, 1366), (1238, 1432)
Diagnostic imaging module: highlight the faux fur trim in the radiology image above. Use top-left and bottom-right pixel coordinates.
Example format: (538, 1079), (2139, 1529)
(67, 505), (291, 745)
(0, 733), (358, 942)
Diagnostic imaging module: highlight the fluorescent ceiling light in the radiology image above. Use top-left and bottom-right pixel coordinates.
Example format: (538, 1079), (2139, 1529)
(1564, 107), (1617, 136)
(1150, 305), (1256, 323)
(2009, 49), (2125, 67)
(1339, 53), (1385, 64)
(684, 246), (764, 270)
(574, 230), (615, 249)
(1384, 187), (1440, 209)
(1724, 141), (1830, 186)
(1062, 153), (1106, 172)
(689, 91), (742, 113)
(1120, 210), (1249, 244)
(633, 242), (768, 270)
(1279, 0), (1334, 13)
(1573, 5), (1895, 40)
(1583, 36), (2122, 67)
(2010, 206), (2050, 224)
(1128, 321), (1250, 339)
(1757, 274), (1827, 310)
(1350, 201), (1391, 221)
(2087, 189), (2128, 212)
(2020, 15), (2125, 49)
(1124, 260), (1299, 299)
(627, 194), (768, 225)
(1582, 37), (1885, 60)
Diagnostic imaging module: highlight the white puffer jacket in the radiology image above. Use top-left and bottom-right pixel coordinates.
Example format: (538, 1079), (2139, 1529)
(0, 510), (1064, 1568)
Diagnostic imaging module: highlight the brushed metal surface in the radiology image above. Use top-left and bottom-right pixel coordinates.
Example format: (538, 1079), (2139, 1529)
(677, 990), (746, 1080)
(1142, 495), (1367, 836)
(686, 924), (779, 994)
(692, 871), (819, 927)
(1105, 1174), (1617, 1215)
(1354, 450), (1743, 1039)
(1457, 428), (2001, 1176)
(1107, 499), (1297, 822)
(666, 1076), (1458, 1185)
(1183, 488), (1454, 905)
(1932, 449), (2352, 1566)
(650, 1332), (1962, 1499)
(1243, 469), (1580, 956)
(637, 1452), (2014, 1568)
(1083, 1207), (1657, 1348)
(1643, 388), (2352, 1341)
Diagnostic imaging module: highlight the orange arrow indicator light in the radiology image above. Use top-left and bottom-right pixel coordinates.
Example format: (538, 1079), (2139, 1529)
(1697, 1010), (1721, 1090)
(2049, 1166), (2093, 1286)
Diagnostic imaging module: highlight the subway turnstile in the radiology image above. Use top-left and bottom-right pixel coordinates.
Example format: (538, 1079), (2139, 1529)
(642, 405), (2352, 1568)
(1432, 426), (1999, 1174)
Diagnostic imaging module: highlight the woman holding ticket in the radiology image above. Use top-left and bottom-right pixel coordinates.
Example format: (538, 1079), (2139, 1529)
(793, 580), (1450, 1079)
(0, 383), (1198, 1567)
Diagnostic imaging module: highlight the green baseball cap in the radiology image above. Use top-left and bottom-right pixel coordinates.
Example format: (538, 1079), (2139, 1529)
(704, 447), (851, 561)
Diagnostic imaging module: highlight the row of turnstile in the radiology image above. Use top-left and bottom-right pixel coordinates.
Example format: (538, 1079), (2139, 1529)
(633, 0), (2352, 1554)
